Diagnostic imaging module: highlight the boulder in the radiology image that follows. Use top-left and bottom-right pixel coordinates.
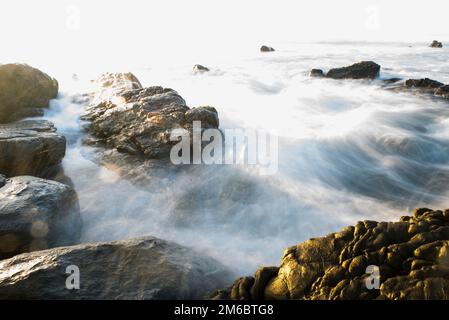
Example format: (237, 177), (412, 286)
(0, 236), (233, 299)
(0, 176), (81, 260)
(213, 208), (449, 300)
(430, 40), (443, 48)
(81, 73), (219, 178)
(404, 78), (444, 90)
(325, 61), (381, 80)
(260, 45), (275, 52)
(0, 120), (66, 178)
(193, 64), (210, 73)
(0, 64), (58, 123)
(309, 69), (325, 77)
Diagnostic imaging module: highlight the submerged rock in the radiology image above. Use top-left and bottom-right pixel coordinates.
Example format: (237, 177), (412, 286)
(325, 61), (381, 80)
(388, 78), (449, 101)
(309, 69), (325, 77)
(0, 236), (233, 299)
(430, 40), (443, 48)
(260, 45), (275, 52)
(0, 64), (58, 123)
(193, 64), (210, 73)
(213, 208), (449, 300)
(0, 176), (81, 260)
(0, 120), (66, 178)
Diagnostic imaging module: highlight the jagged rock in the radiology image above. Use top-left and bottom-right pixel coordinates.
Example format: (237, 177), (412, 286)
(0, 64), (58, 123)
(0, 236), (233, 299)
(430, 40), (443, 48)
(309, 69), (324, 77)
(260, 45), (275, 52)
(325, 61), (381, 80)
(0, 174), (5, 188)
(193, 64), (210, 73)
(0, 120), (66, 177)
(213, 208), (449, 300)
(0, 176), (81, 260)
(81, 73), (219, 182)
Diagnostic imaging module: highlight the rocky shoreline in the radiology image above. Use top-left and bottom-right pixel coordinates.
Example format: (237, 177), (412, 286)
(213, 208), (449, 300)
(2, 44), (449, 299)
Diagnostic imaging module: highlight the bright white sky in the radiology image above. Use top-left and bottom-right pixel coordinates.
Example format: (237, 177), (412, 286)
(1, 0), (448, 70)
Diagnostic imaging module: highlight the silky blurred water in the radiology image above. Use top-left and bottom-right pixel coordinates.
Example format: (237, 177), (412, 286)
(40, 41), (449, 274)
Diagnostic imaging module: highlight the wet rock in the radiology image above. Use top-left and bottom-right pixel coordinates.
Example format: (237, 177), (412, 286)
(0, 236), (233, 299)
(214, 208), (449, 300)
(81, 73), (219, 182)
(434, 85), (449, 99)
(430, 40), (443, 48)
(193, 64), (210, 73)
(325, 61), (381, 80)
(404, 78), (444, 90)
(309, 69), (325, 77)
(0, 120), (66, 177)
(0, 64), (58, 123)
(0, 176), (81, 260)
(0, 174), (5, 188)
(260, 45), (275, 52)
(382, 78), (402, 84)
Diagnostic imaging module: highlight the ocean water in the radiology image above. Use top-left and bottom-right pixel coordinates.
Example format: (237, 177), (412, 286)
(38, 41), (449, 274)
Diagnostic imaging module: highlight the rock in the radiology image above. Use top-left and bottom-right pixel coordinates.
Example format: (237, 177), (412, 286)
(0, 176), (81, 260)
(382, 78), (402, 84)
(260, 45), (275, 52)
(81, 73), (219, 182)
(404, 78), (444, 90)
(0, 120), (66, 178)
(430, 40), (443, 48)
(213, 208), (449, 300)
(0, 236), (233, 299)
(0, 64), (58, 123)
(325, 61), (381, 80)
(193, 64), (210, 73)
(309, 69), (325, 77)
(0, 174), (5, 188)
(435, 85), (449, 99)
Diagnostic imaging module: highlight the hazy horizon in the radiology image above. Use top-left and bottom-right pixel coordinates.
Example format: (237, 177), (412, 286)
(2, 0), (449, 74)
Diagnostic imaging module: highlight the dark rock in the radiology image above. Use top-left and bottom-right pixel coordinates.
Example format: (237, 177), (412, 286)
(260, 45), (275, 52)
(382, 78), (402, 84)
(434, 85), (449, 99)
(213, 208), (449, 300)
(0, 120), (66, 177)
(0, 174), (5, 188)
(325, 61), (381, 80)
(309, 69), (325, 77)
(404, 78), (444, 90)
(430, 40), (443, 48)
(0, 64), (58, 123)
(0, 236), (233, 299)
(0, 176), (81, 260)
(193, 64), (210, 73)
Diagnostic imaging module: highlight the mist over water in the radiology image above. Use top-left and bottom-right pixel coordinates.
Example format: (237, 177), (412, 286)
(39, 42), (449, 274)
